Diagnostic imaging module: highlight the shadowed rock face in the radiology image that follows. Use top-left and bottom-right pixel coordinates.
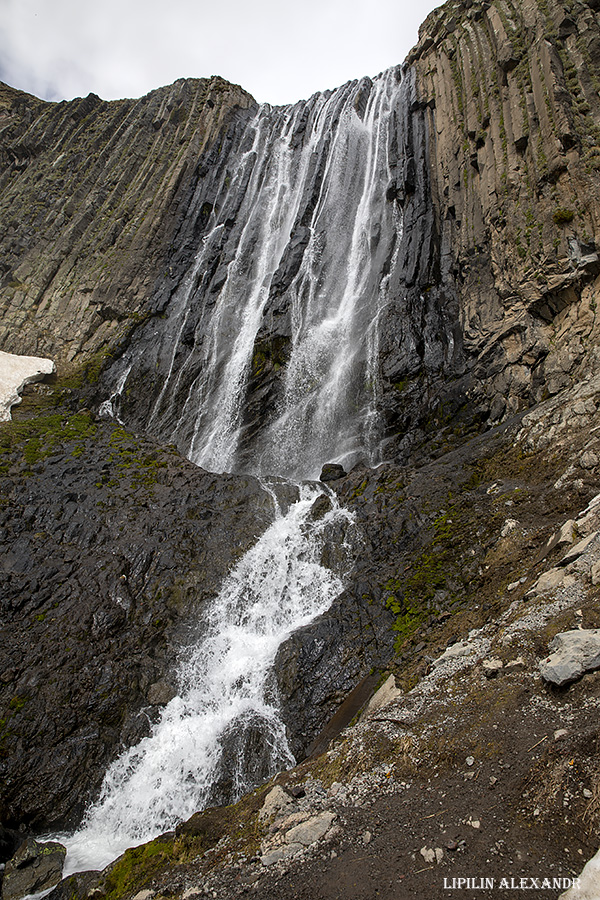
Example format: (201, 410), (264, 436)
(0, 409), (273, 831)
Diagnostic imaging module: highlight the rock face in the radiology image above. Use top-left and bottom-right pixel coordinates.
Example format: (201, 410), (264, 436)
(406, 0), (600, 438)
(0, 78), (255, 366)
(0, 399), (273, 831)
(2, 838), (66, 900)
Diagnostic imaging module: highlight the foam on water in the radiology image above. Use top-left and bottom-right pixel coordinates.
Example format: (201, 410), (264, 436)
(58, 485), (353, 874)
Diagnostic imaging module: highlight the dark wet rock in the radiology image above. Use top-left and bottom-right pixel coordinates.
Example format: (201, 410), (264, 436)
(309, 494), (333, 521)
(2, 838), (66, 900)
(0, 410), (273, 832)
(319, 464), (346, 483)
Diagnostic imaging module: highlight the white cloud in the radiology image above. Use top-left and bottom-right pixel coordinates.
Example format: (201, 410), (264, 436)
(0, 0), (441, 105)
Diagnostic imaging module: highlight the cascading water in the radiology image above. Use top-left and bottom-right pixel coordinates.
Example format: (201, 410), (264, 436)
(59, 485), (354, 874)
(111, 65), (405, 481)
(61, 66), (407, 873)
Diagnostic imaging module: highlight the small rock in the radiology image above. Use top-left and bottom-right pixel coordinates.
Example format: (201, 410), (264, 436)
(445, 840), (458, 851)
(435, 848), (444, 864)
(501, 519), (519, 537)
(288, 785), (306, 799)
(560, 532), (598, 566)
(489, 776), (498, 787)
(591, 562), (600, 586)
(319, 463), (346, 482)
(505, 657), (526, 670)
(365, 674), (402, 715)
(2, 838), (66, 900)
(554, 729), (569, 741)
(466, 756), (475, 767)
(579, 451), (598, 470)
(261, 843), (303, 866)
(362, 831), (372, 845)
(583, 789), (593, 799)
(469, 819), (481, 829)
(531, 567), (568, 595)
(420, 847), (435, 864)
(533, 808), (540, 817)
(259, 785), (295, 823)
(285, 811), (335, 846)
(482, 658), (503, 678)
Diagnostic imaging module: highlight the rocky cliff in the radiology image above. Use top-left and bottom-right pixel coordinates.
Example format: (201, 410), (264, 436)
(398, 0), (600, 435)
(0, 78), (255, 367)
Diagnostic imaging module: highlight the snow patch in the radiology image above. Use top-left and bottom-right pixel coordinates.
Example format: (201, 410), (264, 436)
(0, 351), (55, 421)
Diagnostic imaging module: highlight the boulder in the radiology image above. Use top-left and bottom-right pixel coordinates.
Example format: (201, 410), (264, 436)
(559, 846), (600, 899)
(2, 838), (66, 900)
(319, 464), (346, 483)
(540, 630), (600, 686)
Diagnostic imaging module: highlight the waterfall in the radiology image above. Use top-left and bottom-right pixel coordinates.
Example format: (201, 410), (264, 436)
(63, 66), (407, 873)
(112, 65), (404, 480)
(60, 486), (354, 874)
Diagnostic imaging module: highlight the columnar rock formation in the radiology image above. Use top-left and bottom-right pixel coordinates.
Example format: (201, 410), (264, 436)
(0, 78), (255, 365)
(404, 0), (600, 428)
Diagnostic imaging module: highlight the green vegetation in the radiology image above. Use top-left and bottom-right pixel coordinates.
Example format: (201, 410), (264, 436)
(384, 508), (459, 652)
(552, 207), (575, 225)
(0, 411), (97, 473)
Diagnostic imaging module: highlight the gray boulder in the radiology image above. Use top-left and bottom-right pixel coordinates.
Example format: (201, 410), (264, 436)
(540, 630), (600, 686)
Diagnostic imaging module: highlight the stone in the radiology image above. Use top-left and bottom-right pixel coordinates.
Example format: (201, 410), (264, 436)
(531, 568), (569, 595)
(537, 520), (577, 562)
(505, 657), (526, 670)
(147, 681), (176, 706)
(560, 533), (598, 566)
(261, 843), (303, 866)
(466, 756), (475, 767)
(2, 838), (66, 900)
(420, 847), (435, 863)
(362, 830), (372, 845)
(559, 846), (600, 899)
(501, 519), (519, 537)
(319, 464), (346, 483)
(365, 674), (402, 715)
(432, 641), (475, 667)
(258, 785), (294, 823)
(285, 811), (336, 846)
(0, 351), (55, 421)
(579, 451), (598, 470)
(554, 729), (569, 741)
(482, 658), (503, 678)
(540, 629), (600, 686)
(591, 561), (600, 585)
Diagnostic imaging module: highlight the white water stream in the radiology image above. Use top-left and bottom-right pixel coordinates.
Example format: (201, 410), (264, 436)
(59, 486), (353, 874)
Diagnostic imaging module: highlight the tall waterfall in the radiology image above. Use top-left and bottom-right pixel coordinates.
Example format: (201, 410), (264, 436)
(64, 67), (406, 873)
(110, 66), (404, 480)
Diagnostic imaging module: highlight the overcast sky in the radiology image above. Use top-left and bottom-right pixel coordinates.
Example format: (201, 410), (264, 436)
(1, 0), (441, 107)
